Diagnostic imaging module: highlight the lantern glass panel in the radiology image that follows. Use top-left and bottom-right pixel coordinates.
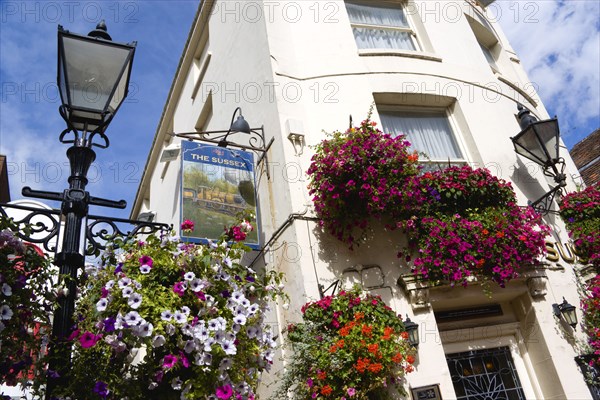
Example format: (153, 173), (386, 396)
(61, 35), (131, 113)
(513, 126), (547, 166)
(533, 119), (560, 162)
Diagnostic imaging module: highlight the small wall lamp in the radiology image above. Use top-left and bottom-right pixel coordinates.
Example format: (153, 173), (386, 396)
(553, 297), (578, 329)
(404, 317), (420, 347)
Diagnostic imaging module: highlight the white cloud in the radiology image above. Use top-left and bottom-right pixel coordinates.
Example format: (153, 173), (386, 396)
(495, 0), (600, 145)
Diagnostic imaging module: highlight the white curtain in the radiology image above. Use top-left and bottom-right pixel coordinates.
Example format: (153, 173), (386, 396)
(380, 112), (463, 160)
(346, 2), (416, 50)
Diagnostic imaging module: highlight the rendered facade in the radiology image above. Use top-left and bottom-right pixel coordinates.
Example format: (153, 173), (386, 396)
(132, 1), (595, 398)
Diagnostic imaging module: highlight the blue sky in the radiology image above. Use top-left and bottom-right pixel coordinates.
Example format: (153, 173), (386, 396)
(1, 1), (599, 220)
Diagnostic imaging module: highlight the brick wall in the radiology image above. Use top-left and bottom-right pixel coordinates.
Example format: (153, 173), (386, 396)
(570, 129), (600, 187)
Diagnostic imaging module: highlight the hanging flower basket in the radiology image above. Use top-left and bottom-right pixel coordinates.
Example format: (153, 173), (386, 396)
(56, 219), (286, 400)
(0, 219), (56, 389)
(400, 166), (550, 289)
(277, 288), (416, 400)
(307, 118), (420, 248)
(559, 185), (600, 268)
(581, 274), (600, 371)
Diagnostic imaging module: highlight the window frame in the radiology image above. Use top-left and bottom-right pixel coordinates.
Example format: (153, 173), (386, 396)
(345, 0), (421, 52)
(377, 105), (470, 167)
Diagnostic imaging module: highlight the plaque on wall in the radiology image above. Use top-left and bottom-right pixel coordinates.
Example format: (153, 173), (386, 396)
(411, 384), (442, 400)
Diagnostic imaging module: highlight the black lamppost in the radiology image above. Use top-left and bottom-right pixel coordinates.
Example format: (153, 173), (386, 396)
(21, 21), (136, 398)
(511, 104), (567, 214)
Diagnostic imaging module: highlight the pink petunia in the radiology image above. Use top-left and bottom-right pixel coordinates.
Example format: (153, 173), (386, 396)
(79, 331), (102, 348)
(162, 354), (178, 369)
(139, 255), (153, 268)
(216, 384), (233, 399)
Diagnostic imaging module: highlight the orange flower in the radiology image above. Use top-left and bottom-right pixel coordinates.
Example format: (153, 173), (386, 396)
(401, 331), (409, 340)
(336, 339), (345, 349)
(362, 324), (373, 337)
(317, 371), (327, 380)
(482, 229), (489, 235)
(476, 259), (485, 269)
(329, 344), (337, 353)
(321, 385), (333, 396)
(496, 231), (505, 238)
(408, 153), (418, 162)
(406, 355), (415, 364)
(392, 352), (403, 363)
(405, 365), (414, 373)
(368, 343), (379, 355)
(368, 363), (383, 373)
(354, 357), (370, 373)
(354, 312), (364, 321)
(382, 327), (394, 340)
(339, 326), (351, 337)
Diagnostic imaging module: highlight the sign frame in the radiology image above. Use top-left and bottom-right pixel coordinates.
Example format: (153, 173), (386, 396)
(180, 141), (260, 249)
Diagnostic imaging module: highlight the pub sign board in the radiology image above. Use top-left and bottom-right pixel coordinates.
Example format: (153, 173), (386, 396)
(180, 141), (259, 248)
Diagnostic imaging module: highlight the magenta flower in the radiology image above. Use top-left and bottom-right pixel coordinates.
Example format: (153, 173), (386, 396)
(139, 255), (153, 267)
(216, 384), (233, 399)
(181, 219), (195, 232)
(347, 387), (356, 396)
(162, 354), (178, 369)
(173, 281), (186, 297)
(79, 331), (102, 348)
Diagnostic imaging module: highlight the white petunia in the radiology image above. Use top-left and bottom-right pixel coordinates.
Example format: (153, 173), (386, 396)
(122, 287), (134, 298)
(0, 304), (13, 320)
(165, 323), (176, 336)
(124, 311), (142, 326)
(231, 291), (245, 303)
(161, 310), (173, 321)
(105, 280), (115, 289)
(181, 306), (191, 315)
(220, 339), (237, 355)
(139, 265), (151, 274)
(183, 271), (195, 281)
(152, 334), (166, 348)
(128, 293), (142, 309)
(2, 283), (12, 296)
(190, 278), (206, 292)
(246, 325), (259, 339)
(133, 322), (153, 337)
(96, 298), (109, 312)
(173, 311), (187, 324)
(233, 314), (247, 326)
(118, 277), (131, 288)
(184, 340), (196, 353)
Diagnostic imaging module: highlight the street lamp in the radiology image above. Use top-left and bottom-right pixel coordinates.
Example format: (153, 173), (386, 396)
(553, 297), (578, 330)
(57, 21), (136, 141)
(511, 104), (566, 214)
(20, 22), (137, 398)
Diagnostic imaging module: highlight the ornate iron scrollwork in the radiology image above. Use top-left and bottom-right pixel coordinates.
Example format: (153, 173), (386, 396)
(86, 214), (171, 255)
(1, 203), (172, 257)
(0, 203), (61, 253)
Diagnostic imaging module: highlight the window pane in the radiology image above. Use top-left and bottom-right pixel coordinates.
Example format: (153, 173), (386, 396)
(479, 43), (498, 69)
(352, 27), (416, 50)
(346, 2), (409, 28)
(380, 111), (463, 160)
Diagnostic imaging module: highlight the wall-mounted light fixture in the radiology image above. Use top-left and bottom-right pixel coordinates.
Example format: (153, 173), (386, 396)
(553, 297), (578, 329)
(404, 317), (420, 347)
(511, 104), (566, 214)
(172, 107), (273, 179)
